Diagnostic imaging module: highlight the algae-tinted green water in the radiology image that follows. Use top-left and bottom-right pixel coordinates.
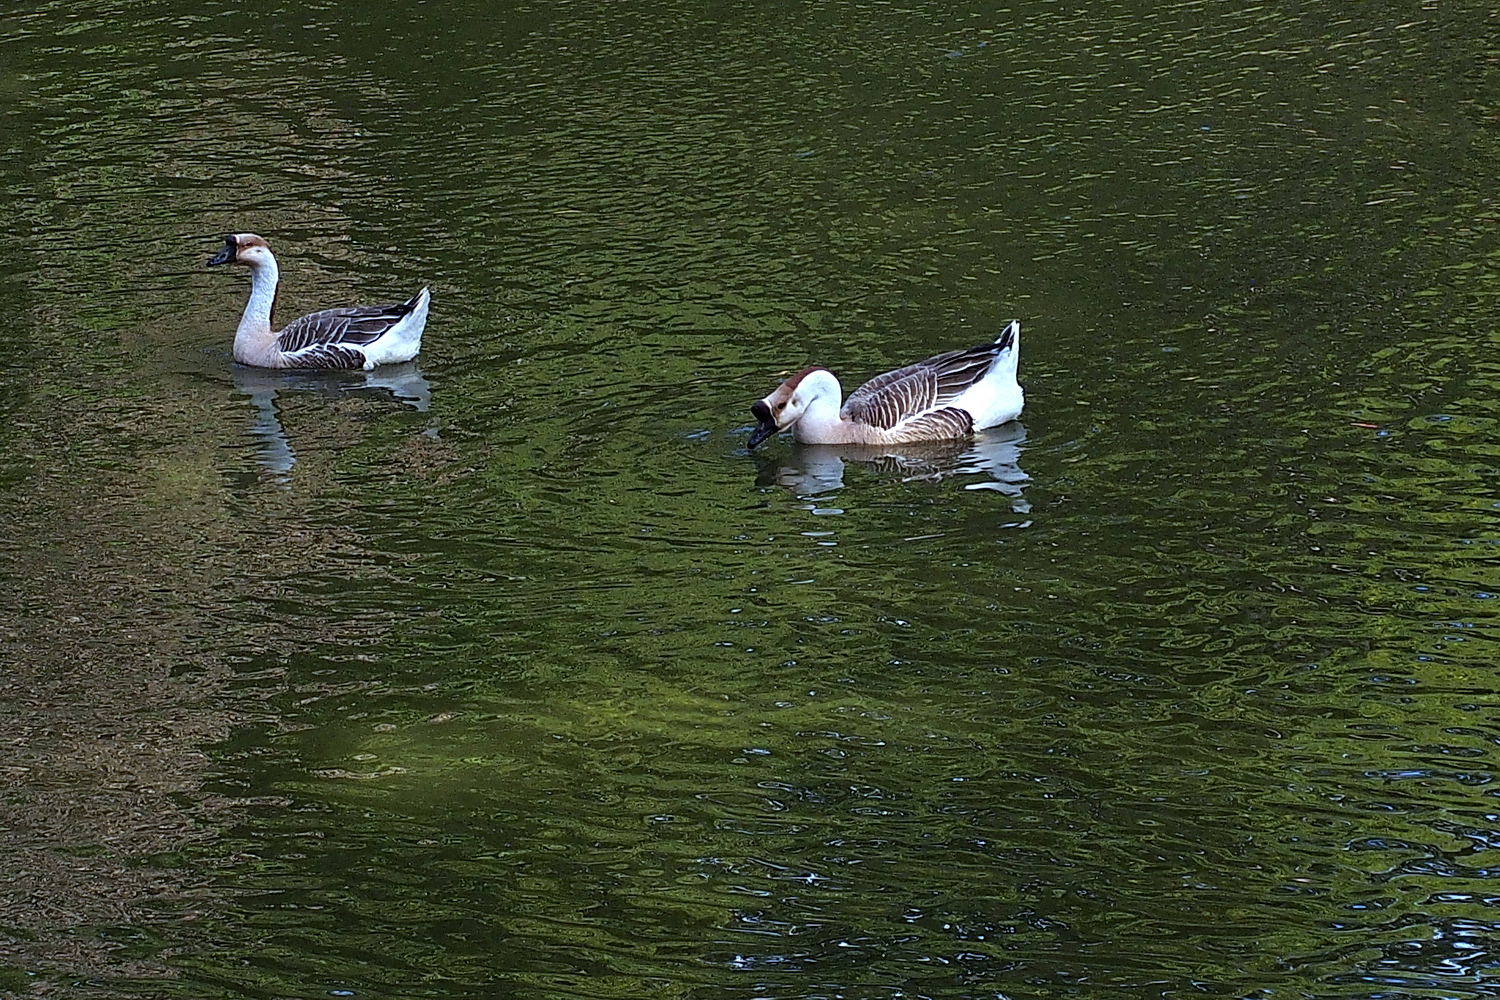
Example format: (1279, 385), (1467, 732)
(2, 2), (1499, 998)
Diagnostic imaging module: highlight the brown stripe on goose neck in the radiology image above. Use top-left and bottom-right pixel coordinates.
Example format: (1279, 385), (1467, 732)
(783, 365), (829, 389)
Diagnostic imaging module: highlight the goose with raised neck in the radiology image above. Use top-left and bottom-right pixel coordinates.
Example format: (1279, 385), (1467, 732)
(208, 233), (429, 370)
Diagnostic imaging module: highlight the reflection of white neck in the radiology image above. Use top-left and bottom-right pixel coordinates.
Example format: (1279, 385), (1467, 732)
(233, 254), (282, 366)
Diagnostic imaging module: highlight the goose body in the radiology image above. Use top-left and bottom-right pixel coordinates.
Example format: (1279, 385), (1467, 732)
(208, 233), (429, 370)
(747, 321), (1023, 448)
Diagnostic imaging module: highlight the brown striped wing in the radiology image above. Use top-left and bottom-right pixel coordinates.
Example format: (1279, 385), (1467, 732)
(840, 342), (999, 430)
(276, 294), (422, 354)
(892, 406), (975, 441)
(276, 342), (370, 369)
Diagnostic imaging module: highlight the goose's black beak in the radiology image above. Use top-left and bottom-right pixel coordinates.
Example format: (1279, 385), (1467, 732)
(747, 399), (778, 450)
(207, 235), (237, 267)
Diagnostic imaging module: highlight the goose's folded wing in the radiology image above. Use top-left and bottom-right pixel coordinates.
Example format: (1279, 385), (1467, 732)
(842, 366), (936, 429)
(276, 298), (420, 353)
(896, 406), (975, 440)
(842, 344), (997, 429)
(276, 342), (371, 369)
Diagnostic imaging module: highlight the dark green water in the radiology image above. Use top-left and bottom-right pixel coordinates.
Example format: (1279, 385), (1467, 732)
(3, 2), (1499, 998)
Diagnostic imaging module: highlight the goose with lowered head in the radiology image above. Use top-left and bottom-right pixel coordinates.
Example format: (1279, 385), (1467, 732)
(208, 233), (429, 370)
(747, 321), (1023, 448)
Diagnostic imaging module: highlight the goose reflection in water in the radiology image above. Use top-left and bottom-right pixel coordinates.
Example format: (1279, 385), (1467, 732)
(231, 362), (432, 477)
(756, 420), (1030, 512)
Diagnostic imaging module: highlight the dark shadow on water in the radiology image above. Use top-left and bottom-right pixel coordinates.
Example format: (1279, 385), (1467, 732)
(755, 421), (1030, 510)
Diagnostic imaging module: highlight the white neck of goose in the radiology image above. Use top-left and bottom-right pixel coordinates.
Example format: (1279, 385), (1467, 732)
(790, 369), (847, 439)
(233, 251), (282, 361)
(796, 370), (843, 415)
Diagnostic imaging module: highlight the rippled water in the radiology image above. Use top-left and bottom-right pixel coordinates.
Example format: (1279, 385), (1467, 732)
(3, 1), (1499, 998)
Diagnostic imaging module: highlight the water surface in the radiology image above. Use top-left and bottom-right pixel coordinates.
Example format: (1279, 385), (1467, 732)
(2, 2), (1499, 998)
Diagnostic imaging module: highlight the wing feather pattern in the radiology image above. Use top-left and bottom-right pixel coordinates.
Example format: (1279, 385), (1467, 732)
(892, 406), (974, 442)
(278, 343), (370, 369)
(841, 330), (1012, 430)
(273, 292), (422, 368)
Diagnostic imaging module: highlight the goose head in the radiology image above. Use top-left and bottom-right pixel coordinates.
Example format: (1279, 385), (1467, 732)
(208, 233), (275, 269)
(748, 366), (837, 449)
